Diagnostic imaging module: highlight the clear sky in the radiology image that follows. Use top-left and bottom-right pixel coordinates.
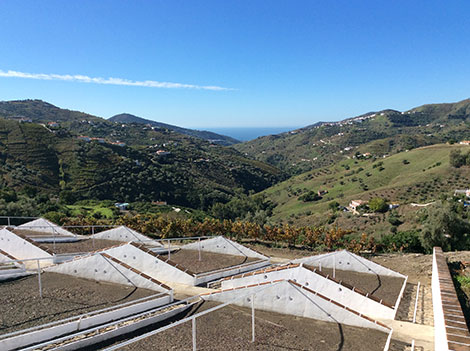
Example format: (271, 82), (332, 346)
(0, 1), (469, 128)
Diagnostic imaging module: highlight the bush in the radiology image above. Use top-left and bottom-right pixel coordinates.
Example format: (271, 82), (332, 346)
(380, 231), (424, 252)
(368, 197), (388, 213)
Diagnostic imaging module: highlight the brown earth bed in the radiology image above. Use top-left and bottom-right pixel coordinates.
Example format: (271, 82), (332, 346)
(306, 266), (405, 305)
(115, 300), (407, 351)
(158, 249), (259, 274)
(40, 239), (123, 254)
(0, 272), (155, 334)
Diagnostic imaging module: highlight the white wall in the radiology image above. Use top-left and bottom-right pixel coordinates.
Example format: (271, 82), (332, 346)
(204, 280), (390, 333)
(104, 244), (195, 285)
(432, 248), (449, 351)
(91, 226), (162, 247)
(182, 236), (268, 259)
(18, 218), (81, 237)
(0, 228), (53, 268)
(291, 250), (405, 278)
(45, 253), (170, 293)
(221, 265), (395, 320)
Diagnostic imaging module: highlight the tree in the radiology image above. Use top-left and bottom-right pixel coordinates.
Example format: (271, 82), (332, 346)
(420, 202), (470, 253)
(328, 201), (340, 212)
(368, 197), (388, 213)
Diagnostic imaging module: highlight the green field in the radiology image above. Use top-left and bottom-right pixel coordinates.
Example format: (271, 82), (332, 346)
(262, 144), (470, 224)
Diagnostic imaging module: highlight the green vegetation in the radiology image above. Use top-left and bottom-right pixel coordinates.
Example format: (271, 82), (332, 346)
(235, 98), (470, 174)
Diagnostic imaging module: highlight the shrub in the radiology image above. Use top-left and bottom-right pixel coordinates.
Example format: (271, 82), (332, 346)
(380, 230), (424, 252)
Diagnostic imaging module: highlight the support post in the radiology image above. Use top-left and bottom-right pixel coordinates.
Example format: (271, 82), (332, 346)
(412, 282), (420, 323)
(168, 239), (171, 260)
(37, 259), (42, 298)
(92, 226), (95, 248)
(192, 317), (197, 351)
(198, 238), (201, 262)
(251, 294), (255, 343)
(333, 254), (336, 279)
(319, 261), (322, 272)
(411, 339), (415, 351)
(7, 216), (10, 227)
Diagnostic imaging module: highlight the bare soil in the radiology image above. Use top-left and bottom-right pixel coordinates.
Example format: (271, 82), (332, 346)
(114, 300), (408, 351)
(306, 265), (405, 305)
(0, 272), (155, 334)
(158, 249), (259, 274)
(40, 239), (123, 254)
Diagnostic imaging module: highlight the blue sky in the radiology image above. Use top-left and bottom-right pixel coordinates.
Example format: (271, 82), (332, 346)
(0, 1), (469, 128)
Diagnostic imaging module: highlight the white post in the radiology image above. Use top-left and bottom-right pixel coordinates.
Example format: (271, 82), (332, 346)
(413, 282), (420, 323)
(251, 294), (255, 343)
(7, 217), (10, 227)
(198, 238), (201, 262)
(168, 239), (171, 260)
(92, 226), (95, 248)
(410, 339), (415, 351)
(319, 261), (322, 272)
(37, 259), (42, 298)
(333, 254), (336, 279)
(192, 317), (196, 351)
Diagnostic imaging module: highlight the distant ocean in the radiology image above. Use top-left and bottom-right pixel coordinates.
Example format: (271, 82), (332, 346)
(205, 127), (301, 142)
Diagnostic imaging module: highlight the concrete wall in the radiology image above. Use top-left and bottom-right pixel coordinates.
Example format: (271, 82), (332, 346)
(0, 228), (53, 268)
(104, 243), (195, 285)
(292, 250), (405, 278)
(91, 226), (162, 247)
(203, 280), (390, 333)
(221, 265), (395, 320)
(195, 260), (270, 285)
(0, 294), (170, 351)
(18, 218), (81, 237)
(182, 236), (268, 259)
(45, 253), (170, 293)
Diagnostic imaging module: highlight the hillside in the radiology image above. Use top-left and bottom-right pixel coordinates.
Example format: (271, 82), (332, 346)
(235, 98), (470, 174)
(260, 143), (470, 233)
(109, 113), (239, 146)
(0, 116), (282, 210)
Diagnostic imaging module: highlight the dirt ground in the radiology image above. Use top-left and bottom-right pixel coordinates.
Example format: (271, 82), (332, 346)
(40, 239), (123, 254)
(158, 249), (259, 274)
(307, 266), (405, 306)
(114, 300), (408, 351)
(0, 272), (155, 334)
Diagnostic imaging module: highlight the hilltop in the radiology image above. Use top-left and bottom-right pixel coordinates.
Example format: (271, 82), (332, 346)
(235, 98), (470, 174)
(0, 104), (283, 209)
(109, 113), (239, 146)
(260, 143), (470, 235)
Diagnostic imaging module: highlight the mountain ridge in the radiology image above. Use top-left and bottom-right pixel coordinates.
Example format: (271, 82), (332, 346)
(109, 113), (239, 146)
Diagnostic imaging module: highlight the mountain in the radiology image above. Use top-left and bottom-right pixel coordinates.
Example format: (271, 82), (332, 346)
(259, 143), (470, 233)
(109, 113), (239, 146)
(235, 98), (470, 174)
(0, 99), (101, 122)
(0, 101), (283, 209)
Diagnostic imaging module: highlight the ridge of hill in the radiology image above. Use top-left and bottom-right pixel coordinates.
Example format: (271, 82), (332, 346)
(260, 143), (470, 233)
(235, 98), (470, 174)
(0, 113), (282, 209)
(0, 99), (239, 146)
(109, 113), (239, 146)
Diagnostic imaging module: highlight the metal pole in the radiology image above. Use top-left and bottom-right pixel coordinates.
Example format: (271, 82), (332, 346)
(411, 339), (415, 351)
(251, 294), (255, 343)
(412, 282), (420, 323)
(92, 226), (95, 248)
(7, 216), (10, 227)
(192, 317), (196, 351)
(319, 261), (322, 272)
(37, 259), (42, 298)
(333, 255), (336, 279)
(168, 239), (171, 260)
(198, 238), (201, 262)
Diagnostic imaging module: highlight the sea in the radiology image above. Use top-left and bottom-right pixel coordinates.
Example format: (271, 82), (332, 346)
(205, 127), (301, 142)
